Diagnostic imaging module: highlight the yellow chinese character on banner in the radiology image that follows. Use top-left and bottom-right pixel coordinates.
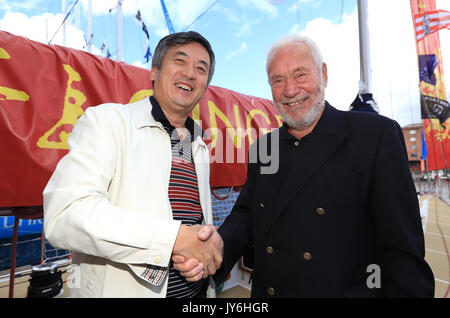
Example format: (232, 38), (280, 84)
(37, 64), (87, 149)
(0, 47), (30, 102)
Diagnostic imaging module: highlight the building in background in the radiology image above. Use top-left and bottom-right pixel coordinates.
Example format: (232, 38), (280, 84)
(402, 123), (424, 173)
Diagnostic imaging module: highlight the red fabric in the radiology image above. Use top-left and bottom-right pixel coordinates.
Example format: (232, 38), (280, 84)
(0, 31), (280, 207)
(410, 0), (450, 171)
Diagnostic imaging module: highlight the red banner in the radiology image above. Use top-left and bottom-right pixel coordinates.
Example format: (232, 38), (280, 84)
(0, 31), (281, 207)
(410, 0), (450, 171)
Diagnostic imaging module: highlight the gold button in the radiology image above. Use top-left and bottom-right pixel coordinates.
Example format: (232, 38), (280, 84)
(267, 287), (275, 296)
(266, 246), (274, 254)
(303, 252), (312, 261)
(316, 208), (325, 215)
(260, 202), (264, 208)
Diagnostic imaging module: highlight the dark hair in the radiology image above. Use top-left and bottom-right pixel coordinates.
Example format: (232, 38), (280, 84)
(152, 31), (215, 85)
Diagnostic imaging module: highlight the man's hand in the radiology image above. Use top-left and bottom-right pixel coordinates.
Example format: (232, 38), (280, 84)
(172, 224), (223, 282)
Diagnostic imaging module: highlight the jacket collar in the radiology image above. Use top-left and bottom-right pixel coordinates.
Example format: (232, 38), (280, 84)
(281, 101), (338, 141)
(131, 96), (205, 143)
(132, 96), (160, 129)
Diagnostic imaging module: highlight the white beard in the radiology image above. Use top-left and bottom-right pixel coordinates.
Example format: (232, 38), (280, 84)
(275, 83), (326, 130)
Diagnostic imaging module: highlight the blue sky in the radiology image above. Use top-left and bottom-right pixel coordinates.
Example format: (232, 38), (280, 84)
(1, 0), (449, 127)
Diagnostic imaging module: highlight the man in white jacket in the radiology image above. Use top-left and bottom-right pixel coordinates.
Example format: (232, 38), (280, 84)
(43, 31), (223, 298)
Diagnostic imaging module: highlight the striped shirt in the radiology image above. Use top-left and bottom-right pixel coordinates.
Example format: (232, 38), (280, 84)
(151, 97), (205, 298)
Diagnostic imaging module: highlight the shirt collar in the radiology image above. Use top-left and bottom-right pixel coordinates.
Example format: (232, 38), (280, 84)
(282, 101), (336, 141)
(149, 96), (203, 141)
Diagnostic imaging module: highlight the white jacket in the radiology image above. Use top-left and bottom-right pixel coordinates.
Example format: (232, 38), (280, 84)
(43, 97), (213, 297)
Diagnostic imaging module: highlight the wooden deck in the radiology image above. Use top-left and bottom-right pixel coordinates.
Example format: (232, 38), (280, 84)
(420, 194), (450, 298)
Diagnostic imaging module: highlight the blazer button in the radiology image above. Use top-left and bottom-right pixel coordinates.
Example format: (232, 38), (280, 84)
(266, 246), (274, 254)
(260, 202), (264, 208)
(267, 287), (275, 296)
(303, 252), (312, 261)
(316, 208), (325, 216)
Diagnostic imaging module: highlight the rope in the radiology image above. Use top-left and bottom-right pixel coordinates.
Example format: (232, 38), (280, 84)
(48, 0), (79, 45)
(182, 0), (221, 32)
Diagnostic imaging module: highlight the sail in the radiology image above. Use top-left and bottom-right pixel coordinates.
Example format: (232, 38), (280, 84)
(410, 0), (450, 171)
(0, 31), (280, 207)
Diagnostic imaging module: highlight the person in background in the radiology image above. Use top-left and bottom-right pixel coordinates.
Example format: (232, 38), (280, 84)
(174, 34), (435, 298)
(43, 31), (223, 298)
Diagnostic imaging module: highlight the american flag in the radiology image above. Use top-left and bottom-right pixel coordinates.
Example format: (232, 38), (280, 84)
(414, 9), (450, 41)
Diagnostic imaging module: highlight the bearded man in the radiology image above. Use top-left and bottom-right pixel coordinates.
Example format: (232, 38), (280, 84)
(174, 34), (435, 298)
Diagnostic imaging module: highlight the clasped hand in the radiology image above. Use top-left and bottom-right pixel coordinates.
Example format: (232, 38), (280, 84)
(172, 224), (223, 282)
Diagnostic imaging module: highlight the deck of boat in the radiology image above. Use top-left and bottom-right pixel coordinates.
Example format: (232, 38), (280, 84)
(420, 194), (450, 297)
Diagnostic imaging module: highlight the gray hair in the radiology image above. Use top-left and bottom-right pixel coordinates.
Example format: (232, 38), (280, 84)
(266, 34), (324, 73)
(152, 31), (215, 85)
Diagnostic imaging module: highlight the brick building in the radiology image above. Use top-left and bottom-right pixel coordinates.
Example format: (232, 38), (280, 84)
(402, 123), (424, 172)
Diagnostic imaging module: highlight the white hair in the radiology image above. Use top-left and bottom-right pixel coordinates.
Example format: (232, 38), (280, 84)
(266, 34), (324, 73)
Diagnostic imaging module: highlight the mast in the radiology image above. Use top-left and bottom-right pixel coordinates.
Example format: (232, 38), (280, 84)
(350, 0), (379, 113)
(62, 0), (66, 46)
(87, 0), (92, 53)
(116, 0), (123, 61)
(357, 0), (372, 94)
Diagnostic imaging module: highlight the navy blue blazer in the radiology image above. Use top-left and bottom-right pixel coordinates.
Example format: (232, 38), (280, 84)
(215, 102), (434, 298)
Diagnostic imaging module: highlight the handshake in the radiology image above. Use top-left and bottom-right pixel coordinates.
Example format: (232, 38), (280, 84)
(171, 224), (224, 282)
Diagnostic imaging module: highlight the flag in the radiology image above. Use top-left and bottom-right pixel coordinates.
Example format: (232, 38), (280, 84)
(144, 46), (152, 62)
(134, 10), (152, 62)
(414, 9), (450, 41)
(419, 54), (437, 86)
(100, 39), (107, 54)
(420, 131), (428, 160)
(134, 9), (142, 24)
(101, 39), (112, 59)
(410, 0), (450, 171)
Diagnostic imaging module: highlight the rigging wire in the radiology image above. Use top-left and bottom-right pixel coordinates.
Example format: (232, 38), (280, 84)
(182, 0), (221, 32)
(48, 0), (79, 45)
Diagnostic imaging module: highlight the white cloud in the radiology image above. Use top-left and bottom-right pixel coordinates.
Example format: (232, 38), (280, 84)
(0, 10), (106, 58)
(132, 60), (150, 70)
(0, 11), (86, 50)
(78, 0), (138, 16)
(168, 0), (217, 30)
(235, 15), (261, 37)
(0, 0), (42, 11)
(225, 41), (248, 61)
(236, 0), (278, 19)
(295, 11), (360, 115)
